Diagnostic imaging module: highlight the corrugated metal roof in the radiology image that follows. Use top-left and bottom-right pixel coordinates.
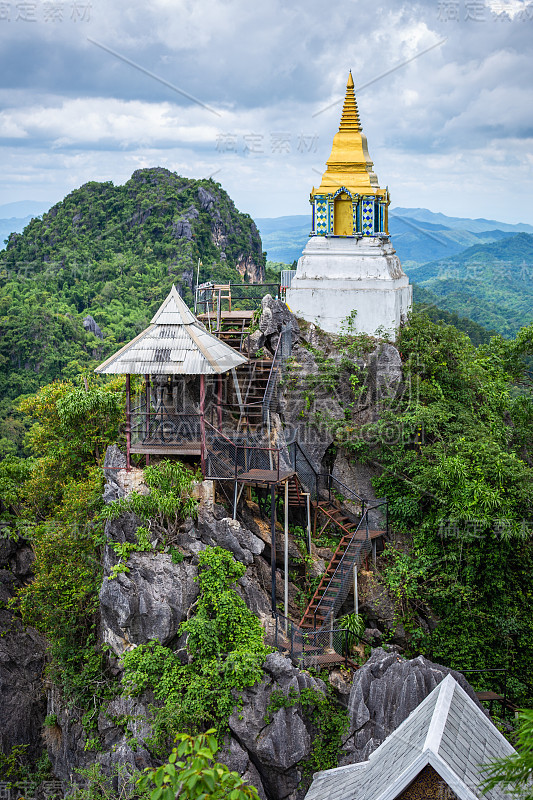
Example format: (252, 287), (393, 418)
(305, 675), (519, 800)
(95, 286), (247, 375)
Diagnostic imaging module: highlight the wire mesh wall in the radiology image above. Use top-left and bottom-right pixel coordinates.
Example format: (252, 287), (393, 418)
(130, 405), (202, 449)
(269, 613), (351, 669)
(287, 441), (318, 501)
(262, 325), (293, 425)
(204, 421), (281, 480)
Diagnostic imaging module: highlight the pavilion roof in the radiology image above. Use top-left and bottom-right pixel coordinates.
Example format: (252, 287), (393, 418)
(305, 674), (518, 800)
(95, 285), (247, 375)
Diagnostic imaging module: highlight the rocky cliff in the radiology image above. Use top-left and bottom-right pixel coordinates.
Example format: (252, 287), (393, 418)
(0, 301), (488, 800)
(36, 452), (481, 800)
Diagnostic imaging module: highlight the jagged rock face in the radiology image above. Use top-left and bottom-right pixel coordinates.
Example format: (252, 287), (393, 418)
(340, 648), (485, 766)
(197, 504), (265, 565)
(82, 314), (104, 339)
(217, 737), (268, 800)
(236, 252), (264, 284)
(0, 532), (46, 762)
(99, 548), (200, 656)
(229, 652), (328, 800)
(0, 611), (47, 762)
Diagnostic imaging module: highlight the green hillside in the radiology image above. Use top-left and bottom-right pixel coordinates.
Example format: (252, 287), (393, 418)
(0, 168), (265, 455)
(410, 233), (533, 337)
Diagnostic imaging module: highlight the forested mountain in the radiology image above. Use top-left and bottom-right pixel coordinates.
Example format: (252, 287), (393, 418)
(410, 233), (533, 337)
(0, 168), (265, 456)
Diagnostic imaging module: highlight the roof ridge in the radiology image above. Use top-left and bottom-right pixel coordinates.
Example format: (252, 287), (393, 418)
(151, 284), (196, 325)
(423, 674), (456, 754)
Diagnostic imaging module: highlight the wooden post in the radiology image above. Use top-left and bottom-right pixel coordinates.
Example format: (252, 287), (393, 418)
(284, 480), (289, 633)
(200, 374), (206, 476)
(271, 485), (277, 614)
(125, 374), (131, 470)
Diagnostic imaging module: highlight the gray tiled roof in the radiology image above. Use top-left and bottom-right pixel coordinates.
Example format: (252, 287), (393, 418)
(95, 285), (247, 375)
(305, 675), (518, 800)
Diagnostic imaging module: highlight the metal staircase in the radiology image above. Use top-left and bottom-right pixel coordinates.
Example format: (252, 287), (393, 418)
(299, 509), (386, 629)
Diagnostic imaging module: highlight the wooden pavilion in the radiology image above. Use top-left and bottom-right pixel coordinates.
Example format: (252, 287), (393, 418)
(95, 285), (292, 487)
(95, 285), (248, 470)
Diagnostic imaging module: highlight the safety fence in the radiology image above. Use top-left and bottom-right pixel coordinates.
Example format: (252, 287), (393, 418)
(268, 612), (353, 668)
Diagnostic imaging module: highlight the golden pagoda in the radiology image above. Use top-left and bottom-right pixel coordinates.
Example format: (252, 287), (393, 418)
(311, 72), (389, 237)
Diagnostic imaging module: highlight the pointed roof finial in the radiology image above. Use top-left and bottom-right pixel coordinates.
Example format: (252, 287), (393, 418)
(339, 70), (361, 131)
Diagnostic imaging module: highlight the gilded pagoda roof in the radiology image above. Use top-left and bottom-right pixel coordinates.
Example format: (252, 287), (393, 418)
(95, 285), (248, 375)
(312, 72), (386, 200)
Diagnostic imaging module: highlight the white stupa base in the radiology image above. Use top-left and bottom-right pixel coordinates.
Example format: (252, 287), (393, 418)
(285, 235), (412, 337)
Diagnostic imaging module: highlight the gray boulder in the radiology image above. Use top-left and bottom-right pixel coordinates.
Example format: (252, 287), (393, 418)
(259, 295), (300, 351)
(83, 315), (103, 339)
(198, 505), (264, 565)
(341, 648), (484, 765)
(99, 551), (199, 656)
(229, 652), (327, 800)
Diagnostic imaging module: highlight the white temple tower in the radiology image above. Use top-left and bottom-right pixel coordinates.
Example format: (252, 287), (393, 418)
(286, 72), (412, 337)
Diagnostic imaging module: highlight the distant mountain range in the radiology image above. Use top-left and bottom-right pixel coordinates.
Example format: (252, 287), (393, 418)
(2, 199), (531, 337)
(256, 208), (533, 336)
(0, 201), (52, 250)
(409, 233), (533, 337)
(256, 208), (533, 266)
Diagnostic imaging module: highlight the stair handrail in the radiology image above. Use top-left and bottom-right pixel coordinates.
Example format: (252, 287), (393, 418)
(319, 473), (365, 513)
(313, 509), (372, 630)
(262, 334), (283, 424)
(286, 439), (319, 501)
(313, 497), (389, 630)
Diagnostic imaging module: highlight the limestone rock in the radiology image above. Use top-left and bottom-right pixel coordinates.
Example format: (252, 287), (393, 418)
(340, 648), (485, 765)
(369, 342), (403, 404)
(243, 328), (265, 358)
(0, 610), (47, 762)
(197, 505), (264, 565)
(82, 315), (104, 339)
(259, 294), (300, 351)
(46, 690), (154, 782)
(229, 652), (327, 800)
(217, 737), (268, 800)
(99, 551), (199, 656)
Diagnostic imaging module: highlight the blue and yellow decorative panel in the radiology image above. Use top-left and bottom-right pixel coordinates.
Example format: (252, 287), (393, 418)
(328, 202), (334, 234)
(362, 196), (375, 235)
(314, 198), (328, 235)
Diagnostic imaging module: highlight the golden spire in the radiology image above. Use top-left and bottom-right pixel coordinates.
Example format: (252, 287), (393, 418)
(339, 71), (362, 132)
(311, 71), (384, 199)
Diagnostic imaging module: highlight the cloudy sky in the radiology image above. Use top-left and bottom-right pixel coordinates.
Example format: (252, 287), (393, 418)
(1, 0), (533, 223)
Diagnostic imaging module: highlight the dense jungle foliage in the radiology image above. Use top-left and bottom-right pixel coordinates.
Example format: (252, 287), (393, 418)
(0, 168), (266, 457)
(333, 315), (533, 703)
(1, 171), (533, 786)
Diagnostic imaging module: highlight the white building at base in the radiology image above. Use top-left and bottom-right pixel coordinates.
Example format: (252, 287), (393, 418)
(286, 72), (412, 338)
